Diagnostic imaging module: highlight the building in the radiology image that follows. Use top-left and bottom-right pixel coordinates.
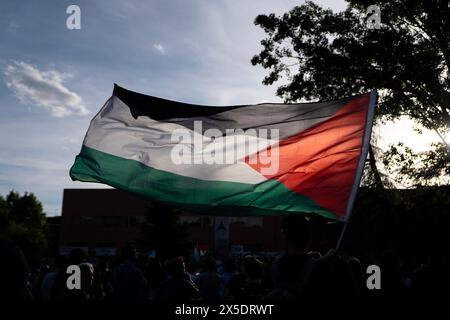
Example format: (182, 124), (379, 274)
(60, 189), (286, 256)
(45, 216), (61, 256)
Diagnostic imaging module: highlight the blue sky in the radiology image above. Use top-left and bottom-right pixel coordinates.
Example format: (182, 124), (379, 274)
(0, 0), (439, 215)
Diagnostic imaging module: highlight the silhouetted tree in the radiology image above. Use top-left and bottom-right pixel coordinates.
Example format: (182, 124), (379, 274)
(0, 191), (47, 267)
(251, 0), (450, 186)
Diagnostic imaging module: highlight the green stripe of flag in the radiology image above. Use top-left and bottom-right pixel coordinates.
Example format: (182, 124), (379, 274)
(70, 145), (336, 219)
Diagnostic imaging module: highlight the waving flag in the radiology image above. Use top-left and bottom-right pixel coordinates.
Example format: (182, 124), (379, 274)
(70, 84), (376, 220)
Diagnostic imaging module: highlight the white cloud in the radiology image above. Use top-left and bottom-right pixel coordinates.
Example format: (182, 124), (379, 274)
(153, 43), (166, 55)
(4, 61), (89, 117)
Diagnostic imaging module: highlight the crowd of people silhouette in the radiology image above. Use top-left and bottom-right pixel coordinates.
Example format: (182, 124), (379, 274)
(0, 215), (447, 302)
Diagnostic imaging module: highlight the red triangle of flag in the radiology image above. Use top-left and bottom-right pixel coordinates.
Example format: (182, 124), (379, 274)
(245, 94), (370, 218)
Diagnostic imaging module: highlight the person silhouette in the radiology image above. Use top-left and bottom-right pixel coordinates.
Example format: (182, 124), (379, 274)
(266, 215), (314, 300)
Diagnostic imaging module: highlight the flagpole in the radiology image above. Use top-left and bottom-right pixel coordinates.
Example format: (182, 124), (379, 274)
(336, 90), (377, 250)
(336, 220), (349, 250)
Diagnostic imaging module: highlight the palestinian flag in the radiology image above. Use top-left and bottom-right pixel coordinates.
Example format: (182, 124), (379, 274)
(70, 84), (376, 221)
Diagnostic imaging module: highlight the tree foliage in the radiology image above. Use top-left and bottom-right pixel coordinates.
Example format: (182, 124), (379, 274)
(0, 191), (47, 266)
(251, 0), (450, 186)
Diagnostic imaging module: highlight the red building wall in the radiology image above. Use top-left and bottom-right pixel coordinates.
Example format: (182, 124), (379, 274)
(60, 189), (286, 255)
